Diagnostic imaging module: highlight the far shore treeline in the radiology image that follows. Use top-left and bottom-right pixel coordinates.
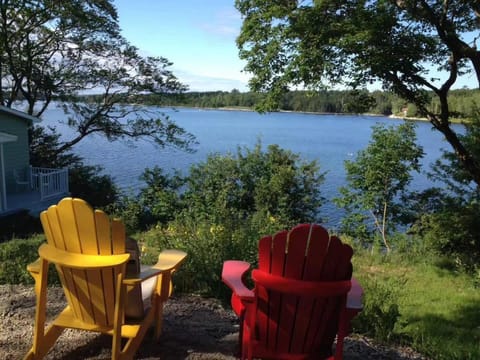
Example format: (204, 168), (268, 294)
(94, 88), (480, 119)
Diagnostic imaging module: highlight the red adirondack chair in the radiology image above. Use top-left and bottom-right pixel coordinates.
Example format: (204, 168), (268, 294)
(222, 224), (363, 360)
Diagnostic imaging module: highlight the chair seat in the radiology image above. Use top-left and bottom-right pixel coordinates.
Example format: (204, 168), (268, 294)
(141, 274), (157, 307)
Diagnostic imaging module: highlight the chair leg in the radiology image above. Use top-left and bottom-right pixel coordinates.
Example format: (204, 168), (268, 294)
(24, 260), (64, 359)
(153, 271), (172, 340)
(24, 325), (64, 360)
(154, 301), (164, 340)
(335, 307), (359, 360)
(118, 311), (155, 359)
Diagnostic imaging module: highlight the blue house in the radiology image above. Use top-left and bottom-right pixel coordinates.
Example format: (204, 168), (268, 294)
(0, 106), (69, 215)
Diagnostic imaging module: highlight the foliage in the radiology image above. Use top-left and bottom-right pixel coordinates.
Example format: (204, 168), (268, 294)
(108, 196), (151, 234)
(410, 192), (480, 273)
(428, 199), (480, 272)
(234, 0), (480, 187)
(109, 167), (185, 232)
(0, 236), (59, 285)
(115, 142), (325, 232)
(182, 142), (324, 228)
(68, 165), (118, 208)
(0, 210), (42, 242)
(354, 277), (401, 342)
(408, 112), (480, 271)
(29, 126), (80, 169)
(137, 218), (262, 300)
(0, 0), (195, 184)
(342, 90), (376, 114)
(429, 113), (480, 197)
(334, 122), (424, 250)
(138, 167), (185, 225)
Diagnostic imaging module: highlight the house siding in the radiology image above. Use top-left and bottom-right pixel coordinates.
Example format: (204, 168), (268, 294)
(0, 113), (30, 193)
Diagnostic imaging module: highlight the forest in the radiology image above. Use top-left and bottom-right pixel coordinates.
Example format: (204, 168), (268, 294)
(135, 88), (480, 119)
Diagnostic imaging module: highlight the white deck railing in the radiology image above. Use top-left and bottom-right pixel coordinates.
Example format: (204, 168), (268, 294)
(30, 166), (69, 200)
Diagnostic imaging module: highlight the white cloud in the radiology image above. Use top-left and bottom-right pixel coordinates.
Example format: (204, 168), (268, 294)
(175, 68), (249, 92)
(198, 7), (242, 40)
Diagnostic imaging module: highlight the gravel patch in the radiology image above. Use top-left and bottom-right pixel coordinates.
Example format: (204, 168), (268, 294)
(0, 285), (428, 359)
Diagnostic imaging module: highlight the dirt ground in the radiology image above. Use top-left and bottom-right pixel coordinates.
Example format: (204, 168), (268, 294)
(0, 285), (428, 359)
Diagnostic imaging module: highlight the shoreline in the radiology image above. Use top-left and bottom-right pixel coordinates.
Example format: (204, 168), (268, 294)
(169, 105), (427, 120)
(169, 105), (467, 124)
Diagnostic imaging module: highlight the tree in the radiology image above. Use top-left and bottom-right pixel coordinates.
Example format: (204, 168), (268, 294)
(0, 0), (195, 160)
(235, 0), (480, 186)
(334, 122), (424, 251)
(407, 111), (480, 269)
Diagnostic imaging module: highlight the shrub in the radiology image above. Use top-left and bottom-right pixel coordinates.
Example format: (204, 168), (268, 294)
(410, 191), (480, 273)
(0, 236), (59, 285)
(182, 142), (324, 228)
(110, 168), (186, 231)
(0, 210), (42, 242)
(68, 164), (119, 208)
(354, 276), (401, 342)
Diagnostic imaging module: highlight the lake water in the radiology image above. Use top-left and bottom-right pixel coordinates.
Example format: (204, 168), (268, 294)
(41, 106), (456, 227)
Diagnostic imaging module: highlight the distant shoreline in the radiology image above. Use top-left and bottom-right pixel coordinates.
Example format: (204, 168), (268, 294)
(168, 105), (432, 121)
(162, 105), (469, 124)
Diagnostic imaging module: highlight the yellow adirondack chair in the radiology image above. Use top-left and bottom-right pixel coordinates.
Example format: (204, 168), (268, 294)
(24, 197), (187, 360)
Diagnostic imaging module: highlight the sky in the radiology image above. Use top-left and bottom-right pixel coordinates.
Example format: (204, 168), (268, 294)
(114, 0), (249, 92)
(113, 0), (478, 93)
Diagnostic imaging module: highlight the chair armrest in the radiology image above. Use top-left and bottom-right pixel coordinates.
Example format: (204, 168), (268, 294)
(152, 249), (187, 272)
(222, 260), (254, 300)
(27, 258), (42, 274)
(124, 267), (163, 285)
(346, 277), (363, 310)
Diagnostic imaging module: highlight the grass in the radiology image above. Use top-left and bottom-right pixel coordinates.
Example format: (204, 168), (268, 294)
(353, 250), (480, 360)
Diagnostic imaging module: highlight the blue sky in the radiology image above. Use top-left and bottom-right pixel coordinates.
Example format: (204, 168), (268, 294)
(114, 0), (248, 92)
(114, 1), (477, 92)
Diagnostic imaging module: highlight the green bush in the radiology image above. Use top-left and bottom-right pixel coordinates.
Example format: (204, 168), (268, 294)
(0, 236), (58, 285)
(115, 142), (325, 234)
(182, 142), (324, 228)
(410, 193), (480, 273)
(137, 212), (284, 301)
(0, 210), (42, 241)
(110, 168), (186, 232)
(68, 164), (119, 208)
(353, 276), (402, 342)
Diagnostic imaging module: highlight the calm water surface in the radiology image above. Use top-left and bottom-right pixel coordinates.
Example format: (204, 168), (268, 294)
(42, 106), (455, 227)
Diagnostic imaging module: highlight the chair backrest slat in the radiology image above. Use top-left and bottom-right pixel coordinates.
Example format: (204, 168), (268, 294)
(265, 230), (288, 350)
(316, 236), (353, 352)
(254, 223), (353, 358)
(290, 224), (330, 353)
(275, 226), (309, 354)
